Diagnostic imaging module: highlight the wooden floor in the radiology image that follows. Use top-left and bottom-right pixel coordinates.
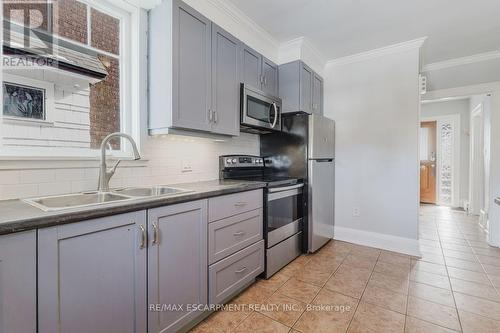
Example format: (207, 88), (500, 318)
(190, 205), (500, 332)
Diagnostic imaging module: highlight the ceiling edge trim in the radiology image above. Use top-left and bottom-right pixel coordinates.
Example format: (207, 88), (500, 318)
(422, 51), (500, 72)
(204, 0), (280, 50)
(326, 37), (427, 67)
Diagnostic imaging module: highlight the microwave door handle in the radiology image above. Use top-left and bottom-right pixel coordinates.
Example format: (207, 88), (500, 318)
(270, 102), (278, 128)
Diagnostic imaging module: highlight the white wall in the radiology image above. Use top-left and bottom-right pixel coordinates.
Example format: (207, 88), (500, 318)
(421, 99), (470, 206)
(323, 46), (421, 255)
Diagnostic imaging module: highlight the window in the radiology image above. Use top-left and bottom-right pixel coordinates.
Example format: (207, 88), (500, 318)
(1, 0), (145, 158)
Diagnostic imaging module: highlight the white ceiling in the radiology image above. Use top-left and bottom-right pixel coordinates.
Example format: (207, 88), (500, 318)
(227, 0), (500, 64)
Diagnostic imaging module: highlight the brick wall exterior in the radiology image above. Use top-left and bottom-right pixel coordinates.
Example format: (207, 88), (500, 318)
(91, 8), (119, 55)
(89, 55), (120, 149)
(53, 0), (87, 44)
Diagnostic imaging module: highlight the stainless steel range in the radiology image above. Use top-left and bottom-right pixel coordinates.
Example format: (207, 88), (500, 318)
(219, 155), (304, 278)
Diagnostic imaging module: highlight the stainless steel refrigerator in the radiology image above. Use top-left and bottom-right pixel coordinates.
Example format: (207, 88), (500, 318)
(261, 112), (335, 253)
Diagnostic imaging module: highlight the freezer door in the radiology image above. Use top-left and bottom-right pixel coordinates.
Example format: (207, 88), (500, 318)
(309, 115), (335, 159)
(308, 159), (335, 252)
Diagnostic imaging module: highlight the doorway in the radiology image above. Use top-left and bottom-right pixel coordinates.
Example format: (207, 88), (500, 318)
(420, 121), (437, 204)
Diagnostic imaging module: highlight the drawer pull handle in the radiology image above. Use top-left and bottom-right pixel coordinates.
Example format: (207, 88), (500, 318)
(235, 267), (247, 274)
(234, 202), (247, 207)
(233, 231), (246, 237)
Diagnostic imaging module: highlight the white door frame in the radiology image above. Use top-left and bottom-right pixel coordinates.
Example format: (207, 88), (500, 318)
(469, 104), (485, 217)
(421, 114), (461, 207)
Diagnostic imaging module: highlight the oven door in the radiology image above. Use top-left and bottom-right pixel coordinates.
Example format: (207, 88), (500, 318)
(266, 183), (304, 248)
(241, 84), (282, 131)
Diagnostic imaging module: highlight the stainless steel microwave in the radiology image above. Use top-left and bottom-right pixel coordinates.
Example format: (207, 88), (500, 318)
(241, 84), (282, 132)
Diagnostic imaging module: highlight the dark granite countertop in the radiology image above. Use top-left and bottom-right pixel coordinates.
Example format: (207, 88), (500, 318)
(0, 179), (266, 235)
(495, 197), (500, 206)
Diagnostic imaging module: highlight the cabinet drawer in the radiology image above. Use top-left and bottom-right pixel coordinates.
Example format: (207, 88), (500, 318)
(208, 189), (263, 222)
(209, 240), (264, 304)
(208, 208), (263, 264)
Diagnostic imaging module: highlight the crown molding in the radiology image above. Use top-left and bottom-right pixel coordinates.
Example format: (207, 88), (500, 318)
(202, 0), (280, 50)
(422, 50), (500, 72)
(278, 36), (327, 74)
(326, 37), (427, 67)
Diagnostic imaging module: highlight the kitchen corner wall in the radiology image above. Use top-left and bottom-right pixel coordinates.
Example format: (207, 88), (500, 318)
(323, 45), (421, 255)
(0, 133), (259, 200)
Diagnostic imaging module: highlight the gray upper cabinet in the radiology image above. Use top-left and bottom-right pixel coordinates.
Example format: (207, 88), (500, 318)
(312, 73), (323, 115)
(300, 63), (313, 113)
(172, 0), (212, 132)
(38, 212), (147, 333)
(279, 60), (323, 114)
(0, 231), (37, 333)
(211, 24), (240, 136)
(150, 0), (242, 136)
(148, 200), (208, 333)
(262, 57), (279, 96)
(241, 44), (262, 88)
(240, 44), (279, 96)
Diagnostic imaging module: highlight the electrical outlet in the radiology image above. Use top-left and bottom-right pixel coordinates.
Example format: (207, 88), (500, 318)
(352, 207), (361, 217)
(181, 159), (193, 173)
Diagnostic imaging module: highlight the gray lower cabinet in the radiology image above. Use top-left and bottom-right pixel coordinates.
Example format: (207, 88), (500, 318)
(37, 211), (147, 333)
(209, 240), (265, 304)
(279, 60), (323, 114)
(0, 231), (37, 333)
(211, 24), (240, 136)
(148, 200), (208, 333)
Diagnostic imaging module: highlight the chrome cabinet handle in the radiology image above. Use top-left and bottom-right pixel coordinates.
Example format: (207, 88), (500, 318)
(152, 222), (159, 245)
(235, 267), (247, 274)
(139, 225), (146, 249)
(214, 110), (218, 124)
(234, 202), (247, 207)
(208, 109), (213, 122)
(233, 231), (245, 237)
(264, 76), (268, 86)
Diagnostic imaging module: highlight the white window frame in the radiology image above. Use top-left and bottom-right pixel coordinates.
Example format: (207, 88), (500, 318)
(0, 0), (146, 161)
(2, 73), (55, 126)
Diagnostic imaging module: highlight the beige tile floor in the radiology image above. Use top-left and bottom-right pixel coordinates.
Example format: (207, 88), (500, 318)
(190, 205), (500, 332)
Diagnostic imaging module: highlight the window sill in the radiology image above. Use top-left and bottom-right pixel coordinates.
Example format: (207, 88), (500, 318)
(2, 116), (54, 127)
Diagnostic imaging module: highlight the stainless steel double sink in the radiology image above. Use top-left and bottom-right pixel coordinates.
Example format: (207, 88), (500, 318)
(24, 186), (192, 212)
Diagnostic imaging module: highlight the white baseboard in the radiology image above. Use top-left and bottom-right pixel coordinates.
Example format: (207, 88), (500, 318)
(334, 226), (421, 257)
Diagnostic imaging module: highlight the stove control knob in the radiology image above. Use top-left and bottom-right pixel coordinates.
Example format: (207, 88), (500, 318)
(232, 159), (237, 164)
(226, 158), (232, 165)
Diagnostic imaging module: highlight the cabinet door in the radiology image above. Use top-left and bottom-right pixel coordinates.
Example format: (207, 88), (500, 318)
(300, 63), (313, 114)
(312, 73), (323, 115)
(0, 231), (37, 333)
(172, 0), (212, 132)
(38, 212), (147, 333)
(148, 200), (208, 333)
(211, 24), (240, 136)
(241, 44), (262, 89)
(262, 57), (279, 96)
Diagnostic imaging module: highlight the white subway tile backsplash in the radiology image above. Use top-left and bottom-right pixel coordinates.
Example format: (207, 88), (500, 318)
(20, 170), (56, 184)
(0, 133), (259, 200)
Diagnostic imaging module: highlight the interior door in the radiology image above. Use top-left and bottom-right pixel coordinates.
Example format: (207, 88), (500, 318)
(420, 121), (437, 204)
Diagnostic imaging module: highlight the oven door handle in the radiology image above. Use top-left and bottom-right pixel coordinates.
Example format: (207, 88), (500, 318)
(267, 184), (304, 193)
